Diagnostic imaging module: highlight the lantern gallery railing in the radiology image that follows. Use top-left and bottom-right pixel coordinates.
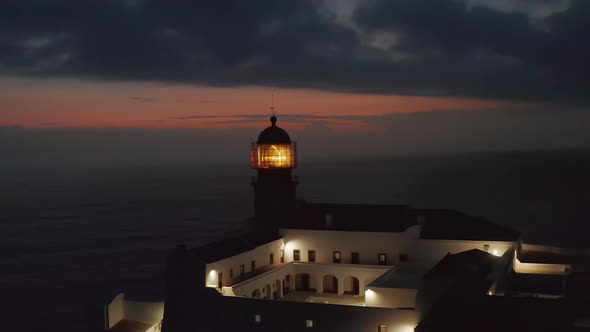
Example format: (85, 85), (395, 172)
(251, 142), (297, 169)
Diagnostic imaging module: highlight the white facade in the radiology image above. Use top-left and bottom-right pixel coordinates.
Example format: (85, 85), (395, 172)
(202, 227), (517, 309)
(107, 225), (589, 332)
(205, 238), (284, 288)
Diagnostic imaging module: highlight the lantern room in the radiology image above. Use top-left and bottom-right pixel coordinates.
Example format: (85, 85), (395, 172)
(251, 115), (297, 169)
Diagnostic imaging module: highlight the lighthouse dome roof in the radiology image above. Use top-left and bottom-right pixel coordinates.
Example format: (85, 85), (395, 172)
(256, 115), (291, 144)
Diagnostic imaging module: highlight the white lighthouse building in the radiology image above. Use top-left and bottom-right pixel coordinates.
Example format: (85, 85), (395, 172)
(105, 116), (590, 332)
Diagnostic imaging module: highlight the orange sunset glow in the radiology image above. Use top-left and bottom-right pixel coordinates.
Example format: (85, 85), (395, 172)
(0, 78), (550, 132)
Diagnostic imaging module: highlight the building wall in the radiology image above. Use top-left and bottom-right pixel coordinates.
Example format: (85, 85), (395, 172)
(228, 261), (390, 299)
(513, 255), (569, 275)
(123, 299), (165, 325)
(521, 243), (590, 255)
(404, 239), (514, 265)
(205, 238), (284, 288)
(365, 287), (418, 308)
(280, 229), (514, 268)
(105, 294), (164, 329)
(280, 229), (407, 265)
(196, 287), (419, 332)
(106, 293), (125, 329)
(231, 262), (295, 298)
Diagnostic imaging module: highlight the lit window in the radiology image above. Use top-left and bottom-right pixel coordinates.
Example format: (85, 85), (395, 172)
(255, 314), (261, 323)
(378, 325), (388, 332)
(251, 143), (297, 169)
(294, 250), (300, 261)
(306, 320), (314, 328)
(333, 251), (341, 263)
(378, 253), (387, 265)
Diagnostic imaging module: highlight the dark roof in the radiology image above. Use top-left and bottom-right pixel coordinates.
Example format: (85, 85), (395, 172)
(417, 291), (570, 332)
(418, 251), (572, 331)
(368, 264), (432, 289)
(191, 231), (282, 263)
(283, 202), (520, 242)
(417, 209), (520, 242)
(257, 116), (291, 144)
(423, 249), (501, 280)
(284, 202), (416, 232)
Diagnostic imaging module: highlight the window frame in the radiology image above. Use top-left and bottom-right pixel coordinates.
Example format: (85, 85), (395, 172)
(293, 249), (301, 262)
(378, 253), (387, 265)
(333, 251), (341, 263)
(308, 250), (316, 262)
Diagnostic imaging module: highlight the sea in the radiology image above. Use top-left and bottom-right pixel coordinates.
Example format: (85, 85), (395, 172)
(1, 149), (589, 331)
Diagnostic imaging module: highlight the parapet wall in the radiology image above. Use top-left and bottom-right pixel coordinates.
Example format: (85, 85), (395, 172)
(105, 293), (164, 330)
(199, 287), (418, 332)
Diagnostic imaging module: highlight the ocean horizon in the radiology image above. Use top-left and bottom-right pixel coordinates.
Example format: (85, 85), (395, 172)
(1, 149), (589, 331)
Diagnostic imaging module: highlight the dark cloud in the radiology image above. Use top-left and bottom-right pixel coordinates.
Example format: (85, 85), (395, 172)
(0, 0), (589, 104)
(169, 113), (374, 121)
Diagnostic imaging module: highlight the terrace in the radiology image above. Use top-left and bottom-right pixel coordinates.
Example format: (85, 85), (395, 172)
(220, 261), (392, 306)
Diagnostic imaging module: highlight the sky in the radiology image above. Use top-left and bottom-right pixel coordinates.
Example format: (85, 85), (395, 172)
(1, 0), (589, 165)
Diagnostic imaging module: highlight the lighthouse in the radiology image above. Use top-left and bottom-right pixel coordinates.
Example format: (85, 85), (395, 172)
(250, 115), (297, 230)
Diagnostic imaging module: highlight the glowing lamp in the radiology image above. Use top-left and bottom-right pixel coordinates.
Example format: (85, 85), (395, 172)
(251, 143), (297, 169)
(251, 115), (297, 169)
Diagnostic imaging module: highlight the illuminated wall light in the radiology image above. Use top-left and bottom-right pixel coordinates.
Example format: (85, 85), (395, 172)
(205, 269), (218, 287)
(284, 241), (295, 252)
(492, 249), (499, 256)
(399, 324), (417, 332)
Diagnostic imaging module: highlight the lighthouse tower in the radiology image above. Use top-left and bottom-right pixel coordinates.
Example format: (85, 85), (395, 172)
(250, 115), (297, 230)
